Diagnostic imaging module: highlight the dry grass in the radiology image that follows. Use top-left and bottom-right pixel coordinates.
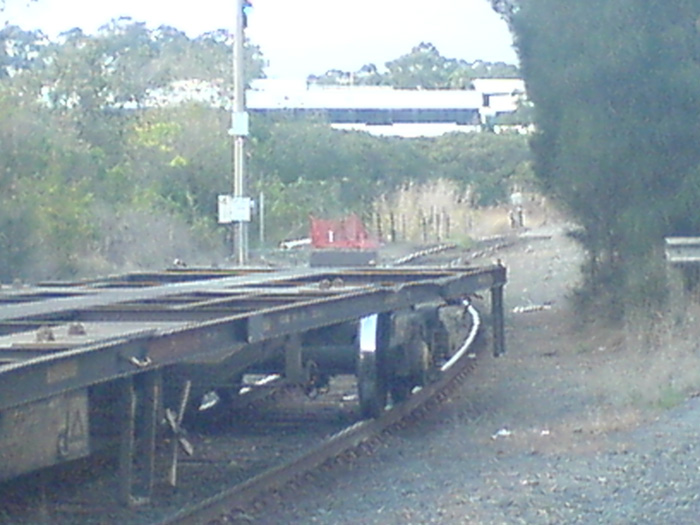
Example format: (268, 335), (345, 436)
(373, 179), (471, 243)
(476, 316), (700, 457)
(373, 179), (555, 243)
(585, 306), (700, 411)
(463, 226), (700, 458)
(517, 304), (700, 457)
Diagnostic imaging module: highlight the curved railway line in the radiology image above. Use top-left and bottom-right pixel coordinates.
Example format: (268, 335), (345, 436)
(0, 244), (508, 524)
(162, 300), (484, 525)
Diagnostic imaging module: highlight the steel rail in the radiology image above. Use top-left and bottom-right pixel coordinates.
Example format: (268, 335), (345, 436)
(0, 242), (507, 523)
(159, 299), (485, 525)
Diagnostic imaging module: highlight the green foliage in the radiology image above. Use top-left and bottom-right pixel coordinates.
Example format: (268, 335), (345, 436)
(247, 114), (433, 238)
(246, 114), (530, 240)
(513, 0), (700, 317)
(0, 85), (99, 279)
(385, 42), (472, 89)
(308, 42), (519, 89)
(0, 20), (527, 280)
(492, 99), (535, 127)
(423, 132), (534, 205)
(656, 386), (686, 410)
(0, 22), (257, 280)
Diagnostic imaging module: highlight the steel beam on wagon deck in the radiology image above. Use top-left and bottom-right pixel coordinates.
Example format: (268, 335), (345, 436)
(0, 265), (508, 414)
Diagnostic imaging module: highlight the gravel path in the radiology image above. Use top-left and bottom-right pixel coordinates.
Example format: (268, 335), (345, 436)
(251, 225), (700, 524)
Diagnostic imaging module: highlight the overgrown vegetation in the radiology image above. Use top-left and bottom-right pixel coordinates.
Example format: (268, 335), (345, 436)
(0, 21), (529, 282)
(307, 42), (520, 88)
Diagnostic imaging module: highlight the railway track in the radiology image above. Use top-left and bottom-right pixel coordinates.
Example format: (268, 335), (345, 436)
(0, 244), (507, 524)
(159, 241), (514, 524)
(161, 301), (484, 524)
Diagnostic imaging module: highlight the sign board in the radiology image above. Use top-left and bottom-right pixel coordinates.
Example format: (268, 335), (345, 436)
(218, 195), (252, 223)
(229, 112), (250, 136)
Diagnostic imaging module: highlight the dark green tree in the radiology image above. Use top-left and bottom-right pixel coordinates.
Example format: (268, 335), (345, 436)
(512, 0), (700, 314)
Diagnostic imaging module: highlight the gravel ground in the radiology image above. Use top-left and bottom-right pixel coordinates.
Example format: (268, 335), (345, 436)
(251, 224), (700, 524)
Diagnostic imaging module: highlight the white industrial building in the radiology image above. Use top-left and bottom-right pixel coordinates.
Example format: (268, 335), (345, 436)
(148, 77), (527, 137)
(248, 78), (526, 137)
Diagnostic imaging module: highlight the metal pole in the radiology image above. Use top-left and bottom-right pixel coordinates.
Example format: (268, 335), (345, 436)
(491, 283), (506, 357)
(259, 191), (265, 245)
(232, 0), (248, 264)
(141, 371), (159, 500)
(118, 377), (136, 506)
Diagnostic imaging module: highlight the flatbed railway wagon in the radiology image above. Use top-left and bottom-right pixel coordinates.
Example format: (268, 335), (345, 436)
(0, 264), (505, 505)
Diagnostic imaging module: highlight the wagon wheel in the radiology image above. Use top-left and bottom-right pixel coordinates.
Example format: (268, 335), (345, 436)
(389, 333), (431, 403)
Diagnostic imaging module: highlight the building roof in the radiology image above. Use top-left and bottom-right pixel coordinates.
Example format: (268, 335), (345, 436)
(247, 85), (483, 110)
(471, 78), (525, 95)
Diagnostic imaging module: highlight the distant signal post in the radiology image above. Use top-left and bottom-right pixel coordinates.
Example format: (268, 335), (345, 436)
(221, 0), (251, 265)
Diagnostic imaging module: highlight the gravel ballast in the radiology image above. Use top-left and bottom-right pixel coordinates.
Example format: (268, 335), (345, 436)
(252, 225), (700, 525)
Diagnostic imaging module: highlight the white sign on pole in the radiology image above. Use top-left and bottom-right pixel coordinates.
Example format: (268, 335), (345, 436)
(232, 196), (252, 222)
(218, 194), (235, 224)
(229, 112), (250, 136)
(219, 195), (253, 223)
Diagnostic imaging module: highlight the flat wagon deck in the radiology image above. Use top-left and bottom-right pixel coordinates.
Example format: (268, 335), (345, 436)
(0, 264), (505, 505)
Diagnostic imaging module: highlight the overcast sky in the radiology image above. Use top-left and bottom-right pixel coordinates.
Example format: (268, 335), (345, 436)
(2, 0), (517, 78)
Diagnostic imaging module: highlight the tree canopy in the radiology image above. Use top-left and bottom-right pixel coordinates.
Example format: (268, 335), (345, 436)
(307, 42), (519, 88)
(511, 0), (700, 314)
(0, 19), (531, 282)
